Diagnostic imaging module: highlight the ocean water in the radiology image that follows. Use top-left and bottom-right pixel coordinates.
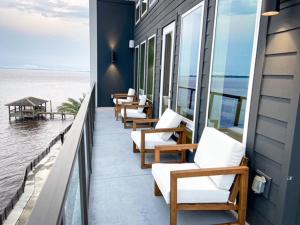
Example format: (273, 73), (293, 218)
(0, 69), (89, 217)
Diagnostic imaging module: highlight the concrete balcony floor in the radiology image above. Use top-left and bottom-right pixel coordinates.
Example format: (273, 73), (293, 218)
(88, 108), (236, 225)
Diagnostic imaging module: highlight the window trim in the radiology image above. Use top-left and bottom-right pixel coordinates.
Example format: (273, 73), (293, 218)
(175, 2), (205, 138)
(204, 0), (262, 145)
(139, 40), (147, 95)
(134, 45), (140, 91)
(135, 0), (141, 25)
(146, 34), (156, 101)
(141, 0), (148, 18)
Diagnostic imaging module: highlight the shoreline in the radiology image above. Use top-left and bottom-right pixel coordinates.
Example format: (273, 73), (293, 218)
(0, 124), (72, 225)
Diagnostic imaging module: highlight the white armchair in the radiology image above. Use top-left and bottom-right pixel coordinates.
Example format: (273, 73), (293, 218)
(112, 88), (136, 119)
(121, 95), (152, 128)
(152, 127), (249, 225)
(131, 109), (187, 169)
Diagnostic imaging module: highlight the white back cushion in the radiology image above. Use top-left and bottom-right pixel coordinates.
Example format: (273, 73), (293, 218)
(137, 95), (147, 113)
(194, 127), (245, 190)
(155, 108), (182, 141)
(127, 88), (135, 102)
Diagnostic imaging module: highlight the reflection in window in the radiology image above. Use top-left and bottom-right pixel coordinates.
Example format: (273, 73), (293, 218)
(134, 46), (139, 91)
(177, 5), (203, 123)
(139, 42), (146, 94)
(141, 0), (147, 16)
(135, 1), (140, 24)
(207, 0), (260, 142)
(146, 36), (156, 101)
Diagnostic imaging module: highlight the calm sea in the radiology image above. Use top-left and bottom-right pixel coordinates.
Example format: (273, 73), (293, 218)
(0, 69), (89, 216)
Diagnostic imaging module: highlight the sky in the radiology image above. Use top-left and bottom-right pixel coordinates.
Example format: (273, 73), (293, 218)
(0, 0), (90, 71)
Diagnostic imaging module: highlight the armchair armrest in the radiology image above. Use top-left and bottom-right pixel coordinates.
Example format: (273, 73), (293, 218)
(140, 127), (187, 150)
(155, 144), (198, 163)
(171, 166), (249, 179)
(132, 118), (159, 130)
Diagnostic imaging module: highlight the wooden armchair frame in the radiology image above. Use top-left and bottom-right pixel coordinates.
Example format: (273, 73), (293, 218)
(132, 119), (187, 169)
(122, 100), (153, 128)
(112, 93), (137, 120)
(154, 144), (249, 225)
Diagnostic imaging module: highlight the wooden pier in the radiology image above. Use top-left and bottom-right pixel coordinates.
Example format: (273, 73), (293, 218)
(5, 97), (75, 121)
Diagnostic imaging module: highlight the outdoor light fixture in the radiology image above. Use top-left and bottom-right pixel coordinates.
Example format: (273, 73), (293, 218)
(129, 40), (135, 48)
(262, 0), (280, 16)
(111, 50), (116, 64)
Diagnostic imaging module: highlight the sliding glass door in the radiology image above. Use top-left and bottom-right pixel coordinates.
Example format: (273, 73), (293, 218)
(139, 41), (146, 95)
(206, 0), (261, 143)
(176, 3), (204, 136)
(146, 35), (156, 101)
(159, 22), (175, 116)
(134, 45), (139, 91)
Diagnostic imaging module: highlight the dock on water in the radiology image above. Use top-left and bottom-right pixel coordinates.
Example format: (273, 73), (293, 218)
(5, 97), (75, 121)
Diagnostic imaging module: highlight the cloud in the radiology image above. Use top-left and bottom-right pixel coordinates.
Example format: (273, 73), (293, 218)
(0, 0), (88, 19)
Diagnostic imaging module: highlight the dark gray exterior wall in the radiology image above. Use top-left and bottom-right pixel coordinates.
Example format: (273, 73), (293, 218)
(134, 0), (300, 225)
(97, 0), (134, 107)
(246, 0), (300, 225)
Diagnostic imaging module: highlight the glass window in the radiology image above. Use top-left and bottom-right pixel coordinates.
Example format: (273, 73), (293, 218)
(146, 36), (156, 101)
(176, 4), (204, 124)
(207, 0), (260, 142)
(141, 0), (147, 16)
(134, 46), (139, 91)
(135, 1), (140, 24)
(139, 42), (146, 94)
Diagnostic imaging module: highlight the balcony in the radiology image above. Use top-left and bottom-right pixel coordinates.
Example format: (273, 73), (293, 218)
(25, 85), (240, 225)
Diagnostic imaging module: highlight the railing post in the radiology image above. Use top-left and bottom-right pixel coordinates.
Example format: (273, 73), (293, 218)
(78, 135), (88, 225)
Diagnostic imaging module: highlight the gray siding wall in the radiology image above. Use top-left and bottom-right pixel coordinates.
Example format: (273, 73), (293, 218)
(134, 0), (300, 225)
(247, 0), (300, 225)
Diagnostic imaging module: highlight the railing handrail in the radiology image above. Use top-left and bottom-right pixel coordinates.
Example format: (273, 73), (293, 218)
(27, 83), (96, 225)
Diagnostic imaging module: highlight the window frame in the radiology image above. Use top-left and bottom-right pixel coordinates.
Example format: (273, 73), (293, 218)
(175, 2), (205, 138)
(205, 0), (262, 145)
(146, 34), (156, 101)
(134, 45), (140, 91)
(141, 0), (148, 18)
(135, 0), (141, 25)
(139, 40), (147, 95)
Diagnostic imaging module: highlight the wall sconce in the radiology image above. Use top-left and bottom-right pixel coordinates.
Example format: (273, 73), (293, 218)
(262, 0), (280, 16)
(129, 40), (135, 48)
(111, 50), (116, 64)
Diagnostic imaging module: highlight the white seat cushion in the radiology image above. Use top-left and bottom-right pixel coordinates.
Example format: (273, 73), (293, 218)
(121, 109), (146, 119)
(194, 127), (245, 190)
(155, 108), (182, 141)
(113, 98), (128, 105)
(152, 163), (230, 204)
(137, 95), (147, 113)
(131, 130), (176, 150)
(127, 88), (135, 102)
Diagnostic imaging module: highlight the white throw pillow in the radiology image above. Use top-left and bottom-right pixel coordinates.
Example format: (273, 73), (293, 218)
(127, 88), (135, 102)
(155, 108), (182, 141)
(137, 95), (147, 113)
(194, 127), (245, 190)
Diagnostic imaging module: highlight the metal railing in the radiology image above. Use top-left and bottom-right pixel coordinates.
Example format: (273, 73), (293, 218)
(27, 84), (96, 225)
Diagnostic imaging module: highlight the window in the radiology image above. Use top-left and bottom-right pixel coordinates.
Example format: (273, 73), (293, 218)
(134, 46), (139, 91)
(139, 41), (146, 94)
(176, 3), (204, 131)
(206, 0), (261, 143)
(135, 0), (140, 24)
(141, 0), (147, 17)
(146, 35), (156, 101)
(149, 0), (157, 8)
